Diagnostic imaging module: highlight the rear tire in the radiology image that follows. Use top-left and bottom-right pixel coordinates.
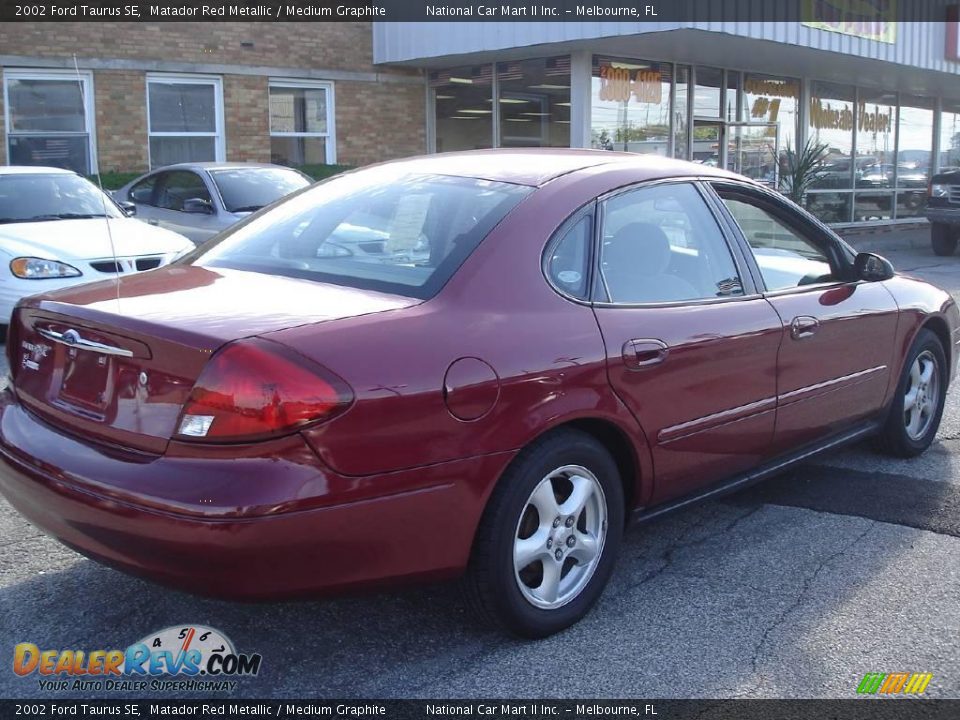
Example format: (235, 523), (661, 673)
(464, 429), (624, 638)
(932, 224), (958, 257)
(874, 329), (947, 458)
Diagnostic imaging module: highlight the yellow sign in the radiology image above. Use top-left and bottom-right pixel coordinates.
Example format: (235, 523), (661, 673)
(599, 65), (663, 105)
(802, 0), (897, 44)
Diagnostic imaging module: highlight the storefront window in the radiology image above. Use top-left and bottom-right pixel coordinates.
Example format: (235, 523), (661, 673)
(726, 71), (740, 122)
(693, 67), (723, 118)
(430, 65), (494, 153)
(854, 90), (896, 221)
(896, 96), (934, 218)
(806, 82), (856, 223)
(591, 57), (672, 155)
(940, 100), (960, 171)
(743, 74), (799, 191)
(498, 57), (570, 148)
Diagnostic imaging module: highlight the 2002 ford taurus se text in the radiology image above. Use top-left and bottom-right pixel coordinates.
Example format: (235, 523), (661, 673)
(0, 150), (957, 637)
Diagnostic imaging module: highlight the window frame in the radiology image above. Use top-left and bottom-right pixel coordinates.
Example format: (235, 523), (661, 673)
(268, 78), (337, 165)
(707, 180), (858, 296)
(2, 68), (98, 175)
(589, 177), (760, 308)
(146, 73), (225, 169)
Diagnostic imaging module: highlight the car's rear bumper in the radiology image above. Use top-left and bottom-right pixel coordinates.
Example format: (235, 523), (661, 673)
(0, 390), (512, 599)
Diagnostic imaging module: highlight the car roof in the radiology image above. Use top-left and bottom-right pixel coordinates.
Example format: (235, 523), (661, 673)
(373, 149), (740, 187)
(149, 162), (296, 173)
(0, 165), (76, 175)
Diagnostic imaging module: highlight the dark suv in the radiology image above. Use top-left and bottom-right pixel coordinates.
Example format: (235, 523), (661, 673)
(927, 169), (960, 255)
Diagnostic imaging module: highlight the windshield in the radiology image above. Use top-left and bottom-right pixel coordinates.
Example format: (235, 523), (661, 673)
(193, 168), (531, 299)
(210, 167), (311, 213)
(0, 173), (123, 224)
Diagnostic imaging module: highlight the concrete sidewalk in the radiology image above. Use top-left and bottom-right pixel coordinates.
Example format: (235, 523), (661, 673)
(836, 221), (932, 254)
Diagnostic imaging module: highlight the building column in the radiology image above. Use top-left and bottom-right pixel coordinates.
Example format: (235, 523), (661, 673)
(569, 50), (592, 148)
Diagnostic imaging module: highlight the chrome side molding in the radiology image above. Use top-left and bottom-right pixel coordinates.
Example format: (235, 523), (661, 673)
(37, 327), (134, 358)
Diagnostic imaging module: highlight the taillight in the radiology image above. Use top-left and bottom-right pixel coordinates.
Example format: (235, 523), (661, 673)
(175, 339), (352, 443)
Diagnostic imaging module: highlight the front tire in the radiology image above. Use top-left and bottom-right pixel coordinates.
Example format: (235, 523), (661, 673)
(932, 224), (958, 257)
(875, 329), (947, 458)
(464, 429), (624, 638)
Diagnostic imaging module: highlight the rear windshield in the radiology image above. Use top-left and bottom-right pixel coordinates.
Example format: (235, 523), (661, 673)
(193, 168), (531, 299)
(209, 167), (311, 213)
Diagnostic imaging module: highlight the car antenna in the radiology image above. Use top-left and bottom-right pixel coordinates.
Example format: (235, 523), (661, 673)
(73, 53), (122, 314)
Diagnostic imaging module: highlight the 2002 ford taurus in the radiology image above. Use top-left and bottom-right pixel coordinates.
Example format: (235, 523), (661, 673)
(0, 150), (957, 638)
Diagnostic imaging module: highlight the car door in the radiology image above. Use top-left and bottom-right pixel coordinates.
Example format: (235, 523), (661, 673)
(126, 172), (162, 226)
(590, 180), (784, 504)
(710, 182), (900, 451)
(151, 170), (221, 245)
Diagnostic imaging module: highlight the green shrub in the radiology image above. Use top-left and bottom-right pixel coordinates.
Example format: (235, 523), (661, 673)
(87, 171), (144, 191)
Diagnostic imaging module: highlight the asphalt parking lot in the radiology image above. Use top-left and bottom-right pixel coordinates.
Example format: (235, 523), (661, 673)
(2, 240), (960, 700)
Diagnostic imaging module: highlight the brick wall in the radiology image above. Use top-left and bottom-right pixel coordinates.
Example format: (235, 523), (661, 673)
(0, 22), (426, 173)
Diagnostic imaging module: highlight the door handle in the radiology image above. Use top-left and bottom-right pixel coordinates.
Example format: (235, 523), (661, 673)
(622, 339), (669, 370)
(790, 315), (820, 340)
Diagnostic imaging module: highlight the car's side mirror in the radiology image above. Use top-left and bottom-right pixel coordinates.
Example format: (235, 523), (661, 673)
(118, 201), (137, 217)
(854, 252), (895, 282)
(182, 198), (214, 215)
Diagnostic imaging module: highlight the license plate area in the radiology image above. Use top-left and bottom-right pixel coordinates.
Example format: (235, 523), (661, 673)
(58, 347), (113, 414)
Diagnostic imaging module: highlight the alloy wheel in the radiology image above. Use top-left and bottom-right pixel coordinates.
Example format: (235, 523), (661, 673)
(513, 465), (608, 610)
(904, 350), (940, 441)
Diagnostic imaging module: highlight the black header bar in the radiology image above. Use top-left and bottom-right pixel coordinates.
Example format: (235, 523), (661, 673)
(0, 0), (951, 23)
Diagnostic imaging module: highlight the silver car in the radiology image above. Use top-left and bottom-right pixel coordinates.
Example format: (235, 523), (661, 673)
(116, 163), (312, 245)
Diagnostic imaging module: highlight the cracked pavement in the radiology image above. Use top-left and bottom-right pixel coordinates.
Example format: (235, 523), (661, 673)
(2, 242), (960, 699)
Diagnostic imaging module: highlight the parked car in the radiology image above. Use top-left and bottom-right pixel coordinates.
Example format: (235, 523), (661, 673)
(0, 166), (193, 332)
(115, 163), (312, 245)
(0, 150), (956, 638)
(926, 169), (960, 255)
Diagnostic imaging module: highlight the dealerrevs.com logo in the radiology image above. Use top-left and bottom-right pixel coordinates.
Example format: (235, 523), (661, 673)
(13, 625), (262, 692)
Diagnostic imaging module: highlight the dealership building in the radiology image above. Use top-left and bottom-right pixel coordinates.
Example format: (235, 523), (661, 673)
(2, 9), (960, 226)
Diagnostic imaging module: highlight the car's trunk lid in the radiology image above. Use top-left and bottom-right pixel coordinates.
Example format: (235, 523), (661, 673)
(10, 265), (417, 453)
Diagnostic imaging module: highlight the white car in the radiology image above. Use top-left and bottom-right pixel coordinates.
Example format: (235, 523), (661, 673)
(0, 167), (193, 330)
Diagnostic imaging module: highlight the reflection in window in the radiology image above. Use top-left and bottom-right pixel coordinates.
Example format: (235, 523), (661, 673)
(269, 82), (334, 168)
(806, 82), (856, 223)
(591, 57), (672, 155)
(693, 67), (723, 118)
(854, 90), (897, 221)
(940, 100), (960, 171)
(430, 66), (493, 152)
(743, 74), (799, 191)
(497, 57), (570, 148)
(4, 73), (93, 174)
(147, 77), (222, 168)
(674, 66), (690, 160)
(896, 97), (934, 218)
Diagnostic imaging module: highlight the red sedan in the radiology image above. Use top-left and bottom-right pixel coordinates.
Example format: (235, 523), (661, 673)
(0, 150), (956, 637)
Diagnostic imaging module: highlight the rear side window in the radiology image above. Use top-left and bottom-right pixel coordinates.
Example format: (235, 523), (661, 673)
(545, 212), (592, 300)
(598, 183), (744, 304)
(129, 175), (158, 205)
(195, 169), (531, 299)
